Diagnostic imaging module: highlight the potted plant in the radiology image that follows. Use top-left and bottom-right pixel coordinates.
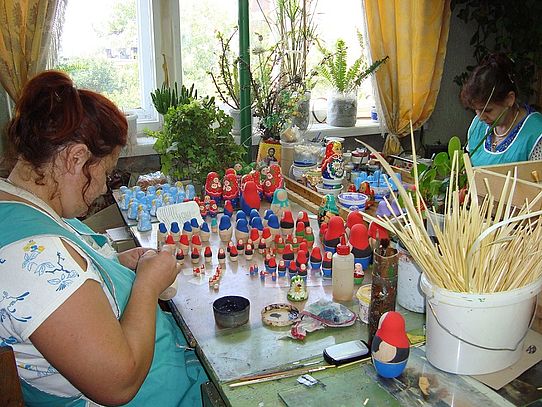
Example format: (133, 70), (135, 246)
(318, 35), (388, 127)
(150, 82), (199, 116)
(151, 88), (246, 186)
(401, 136), (466, 235)
(248, 34), (302, 142)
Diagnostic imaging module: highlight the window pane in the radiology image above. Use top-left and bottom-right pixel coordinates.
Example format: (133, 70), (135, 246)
(179, 0), (374, 119)
(55, 0), (156, 122)
(179, 0), (238, 98)
(310, 0), (373, 117)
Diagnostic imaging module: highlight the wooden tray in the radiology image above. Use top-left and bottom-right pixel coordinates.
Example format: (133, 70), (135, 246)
(283, 176), (351, 220)
(473, 160), (542, 210)
(473, 161), (542, 334)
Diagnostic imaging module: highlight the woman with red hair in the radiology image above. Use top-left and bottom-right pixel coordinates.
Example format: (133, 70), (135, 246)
(0, 71), (207, 406)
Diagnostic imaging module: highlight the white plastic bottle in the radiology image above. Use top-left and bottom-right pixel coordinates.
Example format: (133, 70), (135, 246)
(332, 238), (355, 301)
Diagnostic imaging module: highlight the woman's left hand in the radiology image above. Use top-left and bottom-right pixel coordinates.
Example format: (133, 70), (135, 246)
(117, 247), (154, 270)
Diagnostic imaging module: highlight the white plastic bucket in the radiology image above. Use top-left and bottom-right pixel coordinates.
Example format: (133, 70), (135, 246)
(420, 273), (542, 375)
(396, 243), (425, 313)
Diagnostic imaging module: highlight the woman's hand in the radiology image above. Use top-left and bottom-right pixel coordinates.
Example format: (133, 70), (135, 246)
(134, 245), (178, 297)
(117, 247), (153, 270)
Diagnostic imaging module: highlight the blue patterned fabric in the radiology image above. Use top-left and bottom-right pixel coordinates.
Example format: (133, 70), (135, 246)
(0, 202), (208, 406)
(468, 109), (542, 167)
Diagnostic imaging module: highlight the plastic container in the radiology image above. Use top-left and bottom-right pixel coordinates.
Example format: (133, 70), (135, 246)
(356, 284), (372, 324)
(293, 141), (322, 167)
(396, 241), (425, 313)
(337, 193), (368, 209)
(332, 240), (355, 301)
(420, 273), (542, 375)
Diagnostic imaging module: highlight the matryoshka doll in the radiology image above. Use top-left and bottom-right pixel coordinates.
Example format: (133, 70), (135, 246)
(346, 210), (364, 237)
(320, 141), (345, 187)
(242, 170), (263, 199)
(205, 172), (223, 206)
(240, 180), (261, 215)
(262, 164), (284, 202)
(323, 216), (345, 254)
(371, 311), (409, 378)
(222, 172), (240, 209)
(270, 188), (291, 218)
(318, 194), (340, 226)
(349, 223), (372, 270)
(208, 200), (219, 218)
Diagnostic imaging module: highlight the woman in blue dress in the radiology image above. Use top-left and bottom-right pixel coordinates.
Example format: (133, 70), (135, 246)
(461, 53), (542, 166)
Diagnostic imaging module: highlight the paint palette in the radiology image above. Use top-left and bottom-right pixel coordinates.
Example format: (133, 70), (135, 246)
(261, 303), (300, 327)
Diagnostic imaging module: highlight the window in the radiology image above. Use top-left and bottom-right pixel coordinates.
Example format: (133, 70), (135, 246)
(56, 0), (161, 130)
(179, 0), (375, 119)
(56, 0), (376, 136)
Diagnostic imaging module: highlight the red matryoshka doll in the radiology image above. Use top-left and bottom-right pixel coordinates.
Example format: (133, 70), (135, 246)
(240, 180), (261, 215)
(222, 172), (240, 208)
(205, 172), (223, 206)
(262, 164), (284, 202)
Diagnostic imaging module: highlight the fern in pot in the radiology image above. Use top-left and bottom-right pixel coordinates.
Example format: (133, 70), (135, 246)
(319, 37), (388, 127)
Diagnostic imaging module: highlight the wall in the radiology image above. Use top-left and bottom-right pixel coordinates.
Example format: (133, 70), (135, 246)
(423, 10), (477, 147)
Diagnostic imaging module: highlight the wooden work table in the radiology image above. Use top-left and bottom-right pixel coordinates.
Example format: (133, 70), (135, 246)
(126, 196), (541, 407)
(131, 202), (424, 381)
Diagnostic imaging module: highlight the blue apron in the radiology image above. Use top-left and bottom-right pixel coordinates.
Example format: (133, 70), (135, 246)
(468, 111), (542, 166)
(0, 202), (208, 406)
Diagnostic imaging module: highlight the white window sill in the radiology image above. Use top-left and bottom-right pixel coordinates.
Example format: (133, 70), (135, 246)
(120, 119), (384, 158)
(120, 135), (158, 157)
(302, 118), (383, 139)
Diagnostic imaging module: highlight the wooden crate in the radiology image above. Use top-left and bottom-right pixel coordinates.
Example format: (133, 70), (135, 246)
(283, 176), (350, 220)
(473, 160), (542, 210)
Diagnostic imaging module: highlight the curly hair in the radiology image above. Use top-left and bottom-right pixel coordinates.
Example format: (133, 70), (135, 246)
(6, 70), (127, 197)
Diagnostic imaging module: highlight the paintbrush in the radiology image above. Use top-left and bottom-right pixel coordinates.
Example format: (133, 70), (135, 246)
(226, 359), (324, 383)
(228, 365), (336, 388)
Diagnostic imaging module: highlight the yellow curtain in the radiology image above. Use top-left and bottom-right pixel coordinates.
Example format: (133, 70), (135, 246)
(0, 0), (65, 101)
(363, 0), (451, 155)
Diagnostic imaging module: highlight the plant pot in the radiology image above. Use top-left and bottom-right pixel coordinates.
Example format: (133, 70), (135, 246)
(292, 91), (311, 131)
(229, 108), (241, 135)
(125, 113), (138, 145)
(327, 90), (357, 127)
(426, 209), (445, 237)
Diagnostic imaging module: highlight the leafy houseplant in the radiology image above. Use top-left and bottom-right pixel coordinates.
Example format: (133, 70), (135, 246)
(411, 136), (467, 213)
(150, 82), (200, 115)
(451, 0), (542, 101)
(319, 36), (388, 127)
(152, 97), (245, 186)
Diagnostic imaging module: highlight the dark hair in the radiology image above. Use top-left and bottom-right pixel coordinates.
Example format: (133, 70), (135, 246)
(460, 53), (519, 109)
(7, 70), (127, 193)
